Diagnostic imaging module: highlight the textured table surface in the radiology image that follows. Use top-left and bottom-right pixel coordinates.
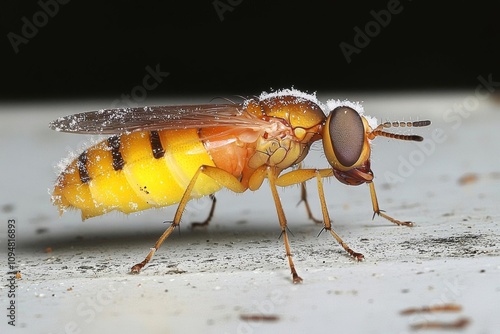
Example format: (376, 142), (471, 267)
(1, 92), (499, 333)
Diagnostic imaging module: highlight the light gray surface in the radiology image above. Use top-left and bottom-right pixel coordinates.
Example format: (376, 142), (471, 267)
(1, 92), (499, 334)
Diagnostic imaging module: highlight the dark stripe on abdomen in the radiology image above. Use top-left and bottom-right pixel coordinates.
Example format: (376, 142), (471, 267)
(77, 151), (91, 183)
(107, 135), (125, 170)
(150, 131), (165, 159)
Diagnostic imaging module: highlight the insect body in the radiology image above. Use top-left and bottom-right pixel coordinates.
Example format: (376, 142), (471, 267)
(50, 89), (430, 283)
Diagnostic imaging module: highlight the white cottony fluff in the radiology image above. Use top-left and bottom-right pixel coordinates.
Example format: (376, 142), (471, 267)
(258, 88), (327, 112)
(326, 99), (378, 130)
(258, 89), (378, 130)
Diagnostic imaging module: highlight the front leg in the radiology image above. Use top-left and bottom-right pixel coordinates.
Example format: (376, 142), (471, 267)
(276, 168), (364, 261)
(368, 182), (414, 227)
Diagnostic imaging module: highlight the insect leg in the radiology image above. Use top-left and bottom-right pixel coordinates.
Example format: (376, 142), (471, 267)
(267, 167), (303, 284)
(191, 194), (217, 229)
(368, 181), (414, 227)
(295, 163), (322, 224)
(298, 182), (323, 224)
(131, 166), (247, 273)
(314, 172), (364, 260)
(277, 168), (363, 260)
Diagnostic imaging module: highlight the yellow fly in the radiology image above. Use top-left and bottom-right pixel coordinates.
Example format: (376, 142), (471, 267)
(50, 89), (430, 283)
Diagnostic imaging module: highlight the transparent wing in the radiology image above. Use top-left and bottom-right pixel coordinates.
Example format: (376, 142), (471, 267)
(49, 103), (267, 134)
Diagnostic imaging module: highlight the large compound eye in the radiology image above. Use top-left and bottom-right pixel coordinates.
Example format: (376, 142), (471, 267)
(324, 106), (364, 168)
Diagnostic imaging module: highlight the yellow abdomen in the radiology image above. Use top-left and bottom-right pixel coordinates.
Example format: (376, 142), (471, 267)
(52, 129), (221, 220)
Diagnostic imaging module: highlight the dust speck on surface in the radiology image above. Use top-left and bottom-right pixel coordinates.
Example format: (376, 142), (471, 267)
(2, 203), (14, 213)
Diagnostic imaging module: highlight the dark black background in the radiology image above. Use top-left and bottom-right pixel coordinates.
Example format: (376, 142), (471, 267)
(1, 1), (499, 101)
